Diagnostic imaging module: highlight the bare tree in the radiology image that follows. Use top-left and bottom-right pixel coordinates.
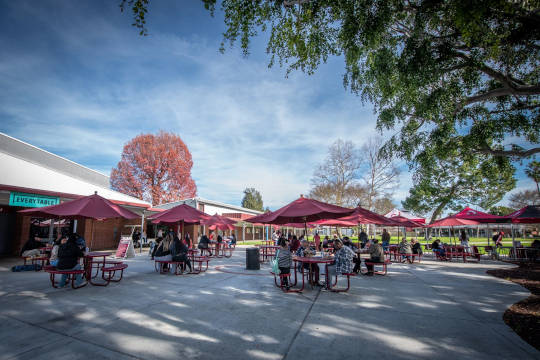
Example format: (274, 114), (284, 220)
(361, 137), (400, 210)
(509, 189), (540, 209)
(310, 139), (362, 207)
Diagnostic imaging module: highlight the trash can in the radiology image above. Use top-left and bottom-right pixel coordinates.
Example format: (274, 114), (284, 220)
(246, 247), (260, 270)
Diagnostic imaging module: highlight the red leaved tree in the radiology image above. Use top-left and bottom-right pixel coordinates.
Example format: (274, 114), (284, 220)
(111, 131), (197, 205)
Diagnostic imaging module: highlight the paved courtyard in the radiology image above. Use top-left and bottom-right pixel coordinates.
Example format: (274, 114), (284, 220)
(0, 247), (538, 360)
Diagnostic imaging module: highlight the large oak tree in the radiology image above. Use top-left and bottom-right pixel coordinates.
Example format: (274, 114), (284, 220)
(111, 131), (197, 205)
(121, 0), (540, 167)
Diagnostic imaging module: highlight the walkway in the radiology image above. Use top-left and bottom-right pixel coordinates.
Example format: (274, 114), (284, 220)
(0, 247), (537, 360)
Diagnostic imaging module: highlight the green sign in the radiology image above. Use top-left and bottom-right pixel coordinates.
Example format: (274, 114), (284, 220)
(9, 192), (60, 208)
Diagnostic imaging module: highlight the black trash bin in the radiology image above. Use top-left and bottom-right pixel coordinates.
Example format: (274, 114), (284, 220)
(246, 247), (260, 270)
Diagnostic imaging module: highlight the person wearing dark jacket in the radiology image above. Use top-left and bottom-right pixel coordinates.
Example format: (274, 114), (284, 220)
(57, 234), (85, 287)
(199, 234), (212, 256)
(172, 235), (192, 273)
(20, 232), (42, 257)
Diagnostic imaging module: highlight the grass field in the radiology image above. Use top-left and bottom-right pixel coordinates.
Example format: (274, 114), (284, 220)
(240, 236), (536, 247)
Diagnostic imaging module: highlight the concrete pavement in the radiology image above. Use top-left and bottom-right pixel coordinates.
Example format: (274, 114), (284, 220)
(0, 247), (537, 360)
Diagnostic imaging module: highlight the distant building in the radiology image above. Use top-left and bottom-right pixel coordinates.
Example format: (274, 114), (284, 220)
(0, 133), (151, 254)
(155, 198), (267, 242)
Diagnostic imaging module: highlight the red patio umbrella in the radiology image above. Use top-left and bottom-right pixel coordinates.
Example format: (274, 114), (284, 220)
(148, 204), (209, 240)
(201, 214), (237, 231)
(245, 196), (355, 237)
(454, 206), (508, 223)
(427, 216), (480, 245)
(337, 206), (402, 226)
(504, 205), (540, 224)
(389, 215), (426, 228)
(19, 192), (139, 249)
(313, 219), (358, 227)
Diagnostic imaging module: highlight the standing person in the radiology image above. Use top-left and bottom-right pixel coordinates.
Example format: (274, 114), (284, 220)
(216, 232), (223, 256)
(314, 231), (321, 251)
(381, 229), (391, 251)
(272, 231), (279, 245)
(495, 231), (504, 247)
(364, 239), (385, 275)
(57, 234), (85, 287)
(359, 229), (369, 249)
(459, 230), (470, 253)
(157, 228), (163, 239)
(277, 237), (292, 290)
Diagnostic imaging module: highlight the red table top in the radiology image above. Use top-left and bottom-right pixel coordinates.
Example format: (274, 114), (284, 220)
(293, 256), (334, 264)
(85, 252), (110, 258)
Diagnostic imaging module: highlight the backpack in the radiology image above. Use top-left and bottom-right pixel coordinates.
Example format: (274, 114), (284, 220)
(271, 249), (281, 275)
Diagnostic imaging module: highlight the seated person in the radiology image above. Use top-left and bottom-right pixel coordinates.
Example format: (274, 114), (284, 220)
(74, 233), (86, 252)
(289, 235), (301, 253)
(322, 236), (330, 249)
(296, 239), (319, 283)
(229, 233), (237, 246)
(277, 237), (292, 290)
(20, 232), (42, 257)
(49, 236), (66, 267)
(171, 235), (192, 273)
(431, 239), (445, 257)
(154, 233), (173, 271)
(56, 234), (85, 287)
(198, 234), (212, 256)
(150, 237), (162, 259)
(327, 239), (355, 283)
(398, 238), (413, 263)
(411, 238), (423, 255)
(364, 239), (384, 276)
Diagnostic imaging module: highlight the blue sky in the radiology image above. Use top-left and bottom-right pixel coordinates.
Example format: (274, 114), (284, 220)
(0, 1), (536, 211)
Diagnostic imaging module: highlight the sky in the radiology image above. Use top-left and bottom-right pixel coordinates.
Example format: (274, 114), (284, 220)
(0, 1), (536, 212)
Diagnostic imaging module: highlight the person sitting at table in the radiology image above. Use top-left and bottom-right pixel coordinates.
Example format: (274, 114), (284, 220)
(20, 232), (42, 257)
(327, 239), (355, 285)
(432, 239), (446, 257)
(74, 233), (87, 253)
(399, 238), (413, 263)
(296, 239), (319, 284)
(184, 233), (191, 248)
(154, 232), (173, 270)
(150, 237), (162, 259)
(364, 239), (385, 276)
(57, 234), (85, 287)
(49, 236), (65, 267)
(171, 234), (192, 273)
(411, 238), (423, 256)
(277, 237), (292, 290)
(290, 235), (300, 253)
(198, 234), (212, 256)
(381, 229), (391, 251)
(322, 236), (330, 249)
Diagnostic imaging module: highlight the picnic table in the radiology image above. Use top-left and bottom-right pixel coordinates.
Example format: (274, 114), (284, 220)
(258, 245), (280, 262)
(293, 256), (334, 291)
(84, 252), (109, 285)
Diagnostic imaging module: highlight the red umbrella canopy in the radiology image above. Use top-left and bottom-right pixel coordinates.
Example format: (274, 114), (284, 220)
(428, 216), (480, 227)
(312, 218), (358, 227)
(18, 193), (139, 220)
(245, 196), (354, 224)
(201, 214), (237, 229)
(388, 215), (426, 228)
(281, 222), (317, 228)
(454, 206), (508, 223)
(504, 205), (540, 223)
(149, 204), (209, 224)
(337, 206), (401, 226)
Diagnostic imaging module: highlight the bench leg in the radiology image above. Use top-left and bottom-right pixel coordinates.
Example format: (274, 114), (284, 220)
(329, 275), (351, 292)
(49, 273), (58, 288)
(70, 273), (87, 289)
